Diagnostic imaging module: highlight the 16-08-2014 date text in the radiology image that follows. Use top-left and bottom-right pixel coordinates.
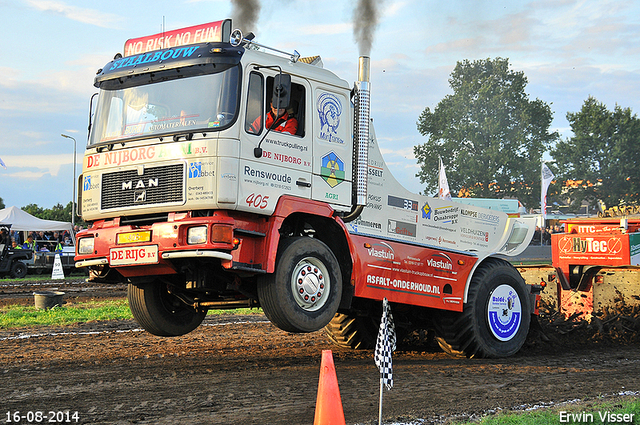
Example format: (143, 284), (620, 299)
(5, 411), (79, 423)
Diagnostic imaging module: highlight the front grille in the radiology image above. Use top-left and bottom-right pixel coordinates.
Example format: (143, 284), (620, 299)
(101, 164), (185, 210)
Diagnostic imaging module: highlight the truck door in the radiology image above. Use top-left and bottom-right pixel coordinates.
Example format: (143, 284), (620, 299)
(310, 87), (352, 211)
(239, 70), (313, 215)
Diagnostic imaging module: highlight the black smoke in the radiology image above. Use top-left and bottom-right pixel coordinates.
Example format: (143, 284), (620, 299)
(231, 0), (261, 33)
(353, 0), (383, 56)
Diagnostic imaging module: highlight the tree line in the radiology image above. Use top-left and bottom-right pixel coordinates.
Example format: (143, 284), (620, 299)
(0, 199), (84, 226)
(414, 57), (639, 212)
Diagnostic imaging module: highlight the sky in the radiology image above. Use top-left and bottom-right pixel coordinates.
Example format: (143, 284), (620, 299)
(1, 0), (640, 209)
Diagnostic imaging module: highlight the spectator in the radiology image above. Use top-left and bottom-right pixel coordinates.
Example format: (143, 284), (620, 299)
(22, 236), (37, 252)
(542, 228), (551, 245)
(531, 226), (541, 245)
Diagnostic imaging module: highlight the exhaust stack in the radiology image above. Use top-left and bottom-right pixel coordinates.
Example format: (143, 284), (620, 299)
(342, 56), (371, 223)
(355, 56), (371, 207)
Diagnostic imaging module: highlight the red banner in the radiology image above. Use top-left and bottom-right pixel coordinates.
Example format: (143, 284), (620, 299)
(553, 233), (631, 267)
(124, 20), (225, 57)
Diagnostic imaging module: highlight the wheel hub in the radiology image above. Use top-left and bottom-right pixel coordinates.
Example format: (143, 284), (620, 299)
(487, 284), (522, 341)
(292, 258), (328, 311)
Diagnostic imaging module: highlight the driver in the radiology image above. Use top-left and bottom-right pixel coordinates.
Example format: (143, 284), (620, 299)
(250, 100), (298, 135)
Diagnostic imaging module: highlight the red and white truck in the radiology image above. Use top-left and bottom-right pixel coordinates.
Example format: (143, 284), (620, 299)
(75, 20), (538, 357)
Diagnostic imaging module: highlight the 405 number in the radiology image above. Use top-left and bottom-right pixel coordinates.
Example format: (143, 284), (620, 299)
(245, 193), (269, 209)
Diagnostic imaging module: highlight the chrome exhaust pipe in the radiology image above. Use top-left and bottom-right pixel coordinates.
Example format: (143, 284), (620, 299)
(355, 56), (370, 207)
(343, 56), (371, 223)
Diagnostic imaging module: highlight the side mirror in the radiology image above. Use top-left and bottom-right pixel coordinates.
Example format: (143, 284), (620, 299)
(272, 73), (291, 111)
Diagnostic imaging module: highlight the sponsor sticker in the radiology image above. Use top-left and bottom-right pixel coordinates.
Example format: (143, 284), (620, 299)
(83, 175), (99, 192)
(388, 219), (416, 238)
(388, 195), (418, 211)
(110, 245), (158, 266)
(317, 93), (344, 144)
(558, 236), (622, 255)
(320, 151), (345, 188)
(487, 284), (521, 341)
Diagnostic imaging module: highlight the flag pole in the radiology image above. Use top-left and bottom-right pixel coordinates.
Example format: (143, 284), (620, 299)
(378, 380), (383, 425)
(374, 298), (396, 425)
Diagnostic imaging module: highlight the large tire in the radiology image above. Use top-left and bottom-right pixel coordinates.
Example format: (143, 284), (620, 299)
(10, 261), (27, 279)
(128, 281), (206, 337)
(324, 313), (378, 349)
(258, 237), (342, 333)
(435, 258), (531, 358)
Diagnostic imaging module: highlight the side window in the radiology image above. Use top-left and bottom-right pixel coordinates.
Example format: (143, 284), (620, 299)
(245, 71), (264, 135)
(290, 82), (306, 137)
(265, 76), (306, 137)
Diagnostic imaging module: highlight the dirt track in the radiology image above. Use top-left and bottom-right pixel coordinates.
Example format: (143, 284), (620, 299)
(2, 311), (640, 425)
(0, 277), (125, 308)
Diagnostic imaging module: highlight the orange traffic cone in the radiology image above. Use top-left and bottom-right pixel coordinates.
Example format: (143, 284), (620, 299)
(313, 350), (346, 425)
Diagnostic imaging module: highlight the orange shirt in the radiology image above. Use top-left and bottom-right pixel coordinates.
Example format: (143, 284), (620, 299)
(251, 111), (298, 135)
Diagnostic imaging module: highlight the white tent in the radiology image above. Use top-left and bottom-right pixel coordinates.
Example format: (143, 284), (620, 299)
(0, 206), (73, 233)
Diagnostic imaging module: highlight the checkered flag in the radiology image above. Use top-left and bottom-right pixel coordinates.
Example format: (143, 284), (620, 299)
(374, 298), (396, 390)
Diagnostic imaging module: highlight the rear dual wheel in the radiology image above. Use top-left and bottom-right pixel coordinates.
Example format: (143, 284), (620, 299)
(324, 313), (378, 350)
(435, 258), (531, 358)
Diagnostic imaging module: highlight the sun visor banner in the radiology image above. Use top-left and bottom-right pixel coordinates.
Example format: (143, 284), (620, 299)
(124, 20), (231, 57)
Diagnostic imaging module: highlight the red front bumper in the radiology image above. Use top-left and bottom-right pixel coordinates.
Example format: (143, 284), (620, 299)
(75, 212), (236, 277)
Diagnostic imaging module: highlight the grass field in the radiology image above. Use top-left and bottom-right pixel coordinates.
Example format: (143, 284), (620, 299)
(0, 299), (262, 329)
(453, 397), (640, 424)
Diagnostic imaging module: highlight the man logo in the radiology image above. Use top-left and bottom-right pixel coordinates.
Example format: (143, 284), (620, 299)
(134, 190), (147, 203)
(121, 178), (158, 191)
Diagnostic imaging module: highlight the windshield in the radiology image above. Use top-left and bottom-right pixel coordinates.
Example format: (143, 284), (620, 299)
(89, 66), (240, 146)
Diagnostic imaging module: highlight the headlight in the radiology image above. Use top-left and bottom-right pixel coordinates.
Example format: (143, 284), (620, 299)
(187, 226), (208, 245)
(211, 224), (233, 244)
(77, 237), (95, 255)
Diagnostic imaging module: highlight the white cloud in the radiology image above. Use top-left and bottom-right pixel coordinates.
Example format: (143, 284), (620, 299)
(383, 1), (408, 17)
(0, 154), (73, 179)
(25, 0), (123, 29)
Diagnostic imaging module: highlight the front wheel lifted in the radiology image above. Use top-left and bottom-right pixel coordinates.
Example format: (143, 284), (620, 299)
(435, 258), (532, 358)
(258, 237), (342, 333)
(128, 281), (206, 337)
